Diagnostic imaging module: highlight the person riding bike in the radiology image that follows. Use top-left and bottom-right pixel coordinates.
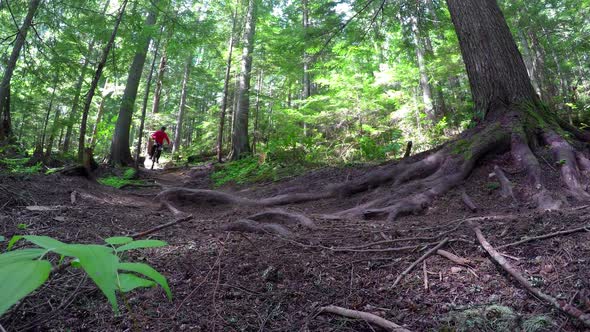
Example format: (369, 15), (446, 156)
(150, 126), (170, 162)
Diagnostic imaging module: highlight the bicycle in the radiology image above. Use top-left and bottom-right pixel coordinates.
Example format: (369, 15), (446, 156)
(150, 143), (163, 170)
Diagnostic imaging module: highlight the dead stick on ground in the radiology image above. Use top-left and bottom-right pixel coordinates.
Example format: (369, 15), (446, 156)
(423, 261), (428, 290)
(392, 238), (449, 288)
(497, 225), (590, 249)
(131, 215), (193, 239)
(318, 305), (412, 332)
(461, 190), (478, 212)
(474, 227), (590, 327)
(436, 249), (473, 266)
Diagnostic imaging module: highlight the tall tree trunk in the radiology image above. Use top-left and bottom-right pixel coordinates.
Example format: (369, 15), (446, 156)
(0, 0), (41, 142)
(216, 7), (237, 162)
(41, 76), (59, 155)
(252, 70), (263, 154)
(302, 0), (311, 99)
(90, 82), (114, 147)
(110, 6), (159, 165)
(77, 0), (128, 162)
(230, 0), (257, 160)
(63, 0), (110, 152)
(446, 0), (538, 117)
(45, 106), (61, 159)
(134, 37), (161, 168)
(151, 54), (167, 114)
(409, 14), (435, 122)
(172, 56), (192, 155)
(516, 28), (541, 96)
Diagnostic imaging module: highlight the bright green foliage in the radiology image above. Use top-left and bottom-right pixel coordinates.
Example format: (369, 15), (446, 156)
(0, 158), (42, 175)
(0, 260), (52, 317)
(98, 167), (143, 188)
(0, 235), (171, 317)
(211, 156), (308, 186)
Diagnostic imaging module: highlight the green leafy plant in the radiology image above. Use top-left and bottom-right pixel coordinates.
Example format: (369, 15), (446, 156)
(486, 182), (501, 190)
(98, 167), (144, 189)
(0, 235), (171, 317)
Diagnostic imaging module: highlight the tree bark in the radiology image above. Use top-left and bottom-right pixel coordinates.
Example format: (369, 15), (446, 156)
(409, 14), (435, 122)
(110, 6), (159, 165)
(151, 54), (167, 114)
(0, 0), (41, 142)
(216, 7), (237, 162)
(302, 0), (311, 99)
(172, 56), (192, 155)
(446, 0), (538, 117)
(63, 0), (111, 152)
(134, 37), (161, 169)
(45, 103), (61, 159)
(41, 76), (59, 155)
(77, 0), (128, 162)
(252, 70), (263, 154)
(90, 81), (114, 148)
(230, 0), (257, 160)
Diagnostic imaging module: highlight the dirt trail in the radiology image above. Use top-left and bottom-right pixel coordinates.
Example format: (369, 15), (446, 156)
(1, 161), (589, 331)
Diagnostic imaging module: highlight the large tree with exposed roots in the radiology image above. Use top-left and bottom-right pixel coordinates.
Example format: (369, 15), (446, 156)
(159, 0), (590, 219)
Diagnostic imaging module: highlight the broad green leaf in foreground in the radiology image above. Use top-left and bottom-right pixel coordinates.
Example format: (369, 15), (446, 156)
(105, 236), (134, 246)
(116, 240), (167, 252)
(0, 260), (51, 316)
(119, 262), (172, 299)
(0, 248), (46, 265)
(118, 273), (155, 292)
(56, 244), (120, 313)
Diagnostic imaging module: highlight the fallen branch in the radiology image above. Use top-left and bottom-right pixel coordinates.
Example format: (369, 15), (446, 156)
(497, 225), (590, 249)
(436, 249), (473, 266)
(423, 261), (428, 290)
(248, 209), (316, 229)
(131, 215), (193, 239)
(161, 200), (184, 216)
(474, 227), (590, 327)
(392, 238), (449, 287)
(461, 190), (477, 212)
(318, 305), (412, 332)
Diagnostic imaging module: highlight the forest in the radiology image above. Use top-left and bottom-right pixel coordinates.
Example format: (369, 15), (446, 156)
(1, 0), (589, 331)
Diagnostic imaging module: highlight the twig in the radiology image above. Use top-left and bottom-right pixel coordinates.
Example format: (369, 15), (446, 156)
(0, 323), (6, 332)
(318, 305), (412, 332)
(392, 238), (449, 288)
(130, 215), (193, 238)
(473, 227), (590, 327)
(497, 225), (590, 249)
(422, 261), (428, 290)
(436, 249), (473, 266)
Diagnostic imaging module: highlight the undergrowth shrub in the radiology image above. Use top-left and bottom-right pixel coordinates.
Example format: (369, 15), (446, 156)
(211, 155), (310, 186)
(0, 235), (171, 317)
(98, 167), (143, 189)
(0, 157), (42, 175)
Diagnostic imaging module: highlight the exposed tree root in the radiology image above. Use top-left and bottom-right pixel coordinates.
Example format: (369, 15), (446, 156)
(154, 106), (590, 225)
(474, 226), (590, 327)
(493, 165), (516, 201)
(247, 209), (316, 229)
(220, 219), (292, 237)
(318, 305), (412, 332)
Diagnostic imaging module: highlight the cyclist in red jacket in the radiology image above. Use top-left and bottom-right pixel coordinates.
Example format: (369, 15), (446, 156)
(150, 126), (170, 160)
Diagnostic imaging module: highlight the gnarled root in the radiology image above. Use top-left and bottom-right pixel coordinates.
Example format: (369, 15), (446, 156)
(220, 219), (292, 237)
(248, 209), (316, 229)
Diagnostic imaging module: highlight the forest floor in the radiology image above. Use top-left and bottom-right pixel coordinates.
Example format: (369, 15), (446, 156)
(1, 153), (590, 331)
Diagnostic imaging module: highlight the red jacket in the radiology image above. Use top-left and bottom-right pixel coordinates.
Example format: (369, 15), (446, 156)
(151, 130), (170, 145)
